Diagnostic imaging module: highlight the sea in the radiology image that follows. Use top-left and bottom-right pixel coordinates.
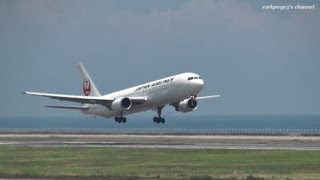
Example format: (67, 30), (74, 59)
(0, 115), (319, 135)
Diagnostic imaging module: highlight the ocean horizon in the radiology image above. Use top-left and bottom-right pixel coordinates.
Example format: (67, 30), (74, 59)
(0, 115), (319, 130)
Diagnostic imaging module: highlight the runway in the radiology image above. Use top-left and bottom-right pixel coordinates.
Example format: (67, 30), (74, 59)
(0, 134), (319, 150)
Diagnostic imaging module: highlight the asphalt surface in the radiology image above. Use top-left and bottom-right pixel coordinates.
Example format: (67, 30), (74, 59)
(0, 134), (319, 150)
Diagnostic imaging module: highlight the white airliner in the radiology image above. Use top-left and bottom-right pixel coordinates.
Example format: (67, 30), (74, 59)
(24, 63), (220, 124)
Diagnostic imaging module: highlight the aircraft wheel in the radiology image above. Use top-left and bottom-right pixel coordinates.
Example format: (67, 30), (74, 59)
(153, 117), (165, 124)
(115, 117), (126, 123)
(161, 118), (165, 124)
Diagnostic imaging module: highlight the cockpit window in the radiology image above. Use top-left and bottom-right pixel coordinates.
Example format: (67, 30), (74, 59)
(188, 76), (201, 80)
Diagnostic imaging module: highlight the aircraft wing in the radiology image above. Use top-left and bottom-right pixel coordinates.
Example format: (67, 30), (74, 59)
(196, 95), (220, 100)
(23, 92), (147, 106)
(24, 91), (114, 106)
(45, 105), (89, 110)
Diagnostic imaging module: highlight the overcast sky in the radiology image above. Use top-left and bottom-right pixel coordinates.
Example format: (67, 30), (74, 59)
(0, 0), (319, 117)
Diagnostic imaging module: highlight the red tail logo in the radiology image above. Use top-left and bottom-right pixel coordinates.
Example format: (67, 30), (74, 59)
(83, 78), (91, 96)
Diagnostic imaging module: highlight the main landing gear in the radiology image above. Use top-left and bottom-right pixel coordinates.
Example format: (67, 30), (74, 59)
(153, 106), (165, 124)
(115, 116), (127, 123)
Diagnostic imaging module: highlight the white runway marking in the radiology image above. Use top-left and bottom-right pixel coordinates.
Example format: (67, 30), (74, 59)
(0, 134), (319, 150)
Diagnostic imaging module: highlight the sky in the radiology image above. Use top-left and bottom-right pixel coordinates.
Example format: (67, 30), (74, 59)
(0, 0), (319, 117)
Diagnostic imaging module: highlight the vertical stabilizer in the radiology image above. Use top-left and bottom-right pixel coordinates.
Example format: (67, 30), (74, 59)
(77, 63), (101, 96)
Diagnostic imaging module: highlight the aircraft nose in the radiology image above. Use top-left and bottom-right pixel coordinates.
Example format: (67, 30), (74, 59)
(199, 79), (204, 85)
(194, 79), (204, 90)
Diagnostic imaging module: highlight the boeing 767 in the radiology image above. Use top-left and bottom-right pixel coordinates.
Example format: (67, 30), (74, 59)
(24, 63), (220, 124)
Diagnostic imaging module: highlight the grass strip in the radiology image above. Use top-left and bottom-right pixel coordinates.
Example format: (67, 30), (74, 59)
(0, 147), (319, 179)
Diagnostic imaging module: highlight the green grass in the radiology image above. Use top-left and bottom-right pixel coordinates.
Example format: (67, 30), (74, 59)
(0, 147), (319, 179)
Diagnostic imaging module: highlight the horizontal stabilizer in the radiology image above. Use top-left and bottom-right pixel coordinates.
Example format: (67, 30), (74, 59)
(45, 105), (89, 111)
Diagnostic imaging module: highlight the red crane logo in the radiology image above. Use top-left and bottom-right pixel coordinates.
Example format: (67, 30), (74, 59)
(83, 78), (91, 96)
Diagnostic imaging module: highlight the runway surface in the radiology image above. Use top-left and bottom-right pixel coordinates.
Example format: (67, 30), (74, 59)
(0, 134), (320, 150)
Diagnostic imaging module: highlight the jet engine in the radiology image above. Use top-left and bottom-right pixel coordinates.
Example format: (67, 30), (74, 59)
(111, 97), (132, 112)
(176, 98), (197, 112)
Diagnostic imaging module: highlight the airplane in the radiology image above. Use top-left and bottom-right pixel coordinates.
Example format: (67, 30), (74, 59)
(24, 63), (220, 124)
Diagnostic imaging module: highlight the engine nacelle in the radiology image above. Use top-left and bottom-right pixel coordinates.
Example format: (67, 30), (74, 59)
(176, 98), (198, 113)
(111, 97), (132, 112)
